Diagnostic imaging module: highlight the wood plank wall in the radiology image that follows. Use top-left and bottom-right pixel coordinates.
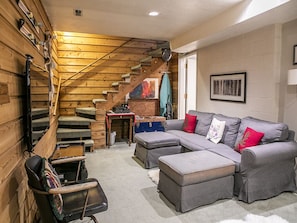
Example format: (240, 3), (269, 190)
(0, 0), (178, 221)
(55, 32), (178, 145)
(55, 32), (170, 115)
(169, 53), (178, 119)
(0, 0), (57, 222)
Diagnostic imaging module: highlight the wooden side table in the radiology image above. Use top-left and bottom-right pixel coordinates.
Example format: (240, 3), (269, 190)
(106, 112), (135, 148)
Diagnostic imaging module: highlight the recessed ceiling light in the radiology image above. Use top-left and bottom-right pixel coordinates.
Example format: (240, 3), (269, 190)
(148, 11), (159, 16)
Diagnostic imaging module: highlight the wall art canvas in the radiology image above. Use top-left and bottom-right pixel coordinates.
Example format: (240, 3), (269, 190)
(127, 78), (159, 99)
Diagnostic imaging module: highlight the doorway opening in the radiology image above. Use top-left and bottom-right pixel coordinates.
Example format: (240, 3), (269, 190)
(178, 52), (197, 119)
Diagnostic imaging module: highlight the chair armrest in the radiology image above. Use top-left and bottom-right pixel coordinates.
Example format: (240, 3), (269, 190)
(51, 156), (86, 165)
(49, 181), (98, 194)
(165, 119), (184, 131)
(240, 141), (297, 170)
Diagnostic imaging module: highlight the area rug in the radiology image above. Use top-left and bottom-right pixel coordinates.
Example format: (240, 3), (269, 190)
(148, 169), (160, 185)
(218, 214), (289, 223)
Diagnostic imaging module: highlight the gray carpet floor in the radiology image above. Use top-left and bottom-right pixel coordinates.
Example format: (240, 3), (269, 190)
(85, 142), (297, 223)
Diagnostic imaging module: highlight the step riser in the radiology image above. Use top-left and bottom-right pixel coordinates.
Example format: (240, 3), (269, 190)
(57, 132), (91, 139)
(57, 140), (94, 148)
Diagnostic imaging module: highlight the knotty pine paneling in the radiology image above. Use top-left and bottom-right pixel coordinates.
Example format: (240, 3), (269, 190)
(0, 0), (56, 222)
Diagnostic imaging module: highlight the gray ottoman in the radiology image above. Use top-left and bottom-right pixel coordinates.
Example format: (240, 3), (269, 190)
(134, 132), (181, 169)
(158, 150), (235, 212)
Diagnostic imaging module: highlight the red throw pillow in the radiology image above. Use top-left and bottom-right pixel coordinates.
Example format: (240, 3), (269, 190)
(183, 113), (197, 133)
(235, 127), (264, 153)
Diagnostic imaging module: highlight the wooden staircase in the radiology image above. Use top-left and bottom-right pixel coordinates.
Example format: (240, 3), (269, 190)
(32, 108), (50, 145)
(93, 55), (168, 111)
(56, 107), (96, 151)
(56, 41), (171, 150)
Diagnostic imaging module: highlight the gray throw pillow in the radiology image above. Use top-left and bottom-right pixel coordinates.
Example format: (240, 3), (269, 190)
(213, 114), (241, 148)
(235, 116), (289, 145)
(187, 111), (214, 136)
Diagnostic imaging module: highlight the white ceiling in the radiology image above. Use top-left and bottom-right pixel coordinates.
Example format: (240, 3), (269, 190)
(41, 0), (297, 53)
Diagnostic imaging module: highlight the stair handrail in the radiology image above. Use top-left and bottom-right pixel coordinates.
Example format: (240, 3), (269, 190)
(53, 38), (134, 116)
(61, 38), (134, 85)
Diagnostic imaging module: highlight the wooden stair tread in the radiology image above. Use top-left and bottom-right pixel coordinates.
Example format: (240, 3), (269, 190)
(32, 117), (49, 128)
(92, 98), (107, 104)
(121, 72), (140, 78)
(131, 64), (142, 70)
(57, 128), (91, 139)
(148, 48), (163, 57)
(32, 108), (49, 116)
(140, 56), (153, 63)
(32, 116), (49, 124)
(59, 116), (95, 123)
(57, 128), (91, 133)
(32, 130), (44, 137)
(75, 107), (96, 116)
(57, 139), (94, 147)
(111, 81), (130, 87)
(121, 73), (130, 78)
(102, 90), (119, 94)
(156, 41), (170, 49)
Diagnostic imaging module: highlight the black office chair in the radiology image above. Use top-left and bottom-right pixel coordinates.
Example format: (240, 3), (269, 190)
(49, 142), (89, 184)
(25, 155), (108, 223)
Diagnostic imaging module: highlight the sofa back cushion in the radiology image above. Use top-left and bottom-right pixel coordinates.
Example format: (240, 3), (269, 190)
(213, 114), (241, 148)
(235, 116), (289, 145)
(188, 110), (214, 136)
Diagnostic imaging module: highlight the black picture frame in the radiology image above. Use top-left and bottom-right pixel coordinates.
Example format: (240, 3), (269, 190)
(210, 72), (246, 103)
(293, 44), (297, 65)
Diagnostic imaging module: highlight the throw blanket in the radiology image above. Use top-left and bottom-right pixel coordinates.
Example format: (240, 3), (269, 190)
(219, 214), (289, 223)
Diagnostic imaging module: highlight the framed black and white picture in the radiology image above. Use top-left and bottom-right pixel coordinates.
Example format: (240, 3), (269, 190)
(210, 72), (246, 103)
(293, 45), (297, 65)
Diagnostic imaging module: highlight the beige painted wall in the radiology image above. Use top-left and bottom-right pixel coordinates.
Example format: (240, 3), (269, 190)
(196, 24), (284, 122)
(282, 19), (297, 137)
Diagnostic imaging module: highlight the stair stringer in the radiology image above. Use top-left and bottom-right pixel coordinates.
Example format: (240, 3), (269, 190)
(101, 58), (168, 111)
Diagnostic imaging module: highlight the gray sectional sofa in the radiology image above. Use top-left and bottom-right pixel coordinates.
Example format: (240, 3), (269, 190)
(162, 110), (297, 203)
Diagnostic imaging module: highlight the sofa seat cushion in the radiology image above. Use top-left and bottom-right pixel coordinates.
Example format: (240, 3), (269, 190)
(134, 132), (180, 149)
(159, 151), (235, 186)
(235, 117), (289, 145)
(167, 130), (232, 152)
(207, 147), (241, 172)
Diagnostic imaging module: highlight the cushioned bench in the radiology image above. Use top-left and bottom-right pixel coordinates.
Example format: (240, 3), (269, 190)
(158, 150), (235, 212)
(134, 132), (181, 169)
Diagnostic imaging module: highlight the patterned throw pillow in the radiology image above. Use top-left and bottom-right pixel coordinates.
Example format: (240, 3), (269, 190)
(235, 127), (264, 153)
(183, 113), (197, 133)
(41, 158), (64, 220)
(206, 117), (226, 144)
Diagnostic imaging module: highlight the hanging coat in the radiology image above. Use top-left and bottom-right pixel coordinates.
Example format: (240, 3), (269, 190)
(159, 72), (172, 117)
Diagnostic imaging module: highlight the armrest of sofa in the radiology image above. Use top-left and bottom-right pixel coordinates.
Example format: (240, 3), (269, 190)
(164, 119), (184, 131)
(240, 141), (297, 171)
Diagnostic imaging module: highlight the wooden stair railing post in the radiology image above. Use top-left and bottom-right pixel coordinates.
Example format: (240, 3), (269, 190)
(53, 76), (62, 116)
